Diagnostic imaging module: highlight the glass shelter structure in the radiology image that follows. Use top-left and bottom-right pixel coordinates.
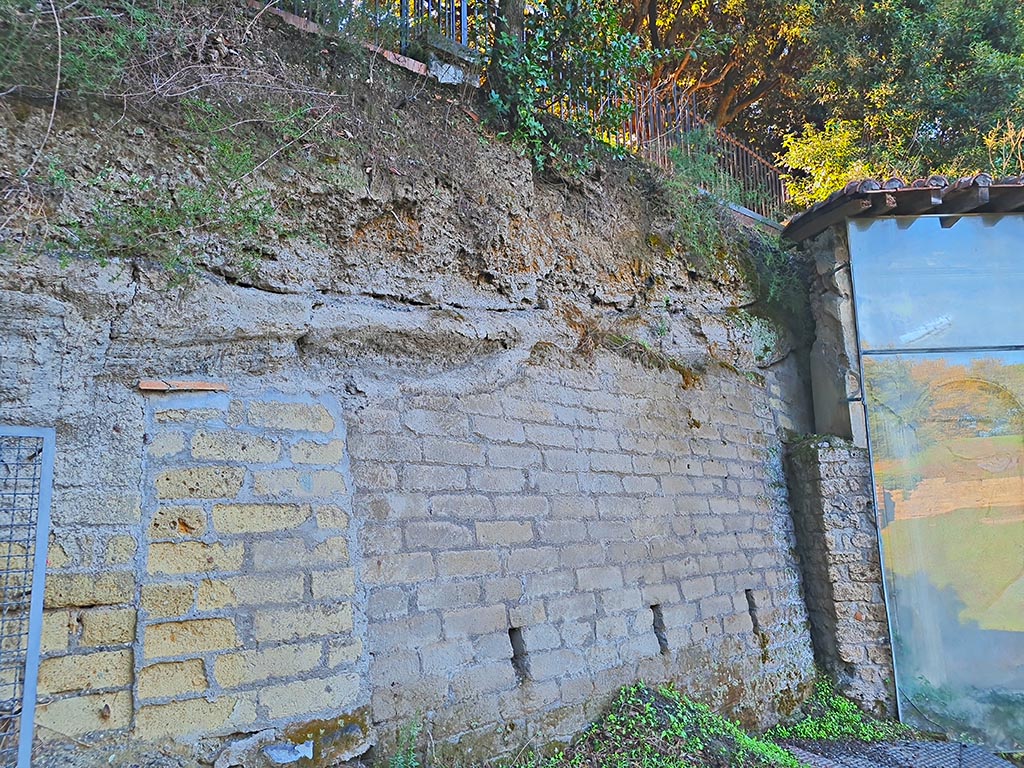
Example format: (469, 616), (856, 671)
(850, 214), (1024, 749)
(783, 177), (1024, 751)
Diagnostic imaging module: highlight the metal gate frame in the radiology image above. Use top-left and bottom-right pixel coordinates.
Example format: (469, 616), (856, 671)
(0, 426), (54, 768)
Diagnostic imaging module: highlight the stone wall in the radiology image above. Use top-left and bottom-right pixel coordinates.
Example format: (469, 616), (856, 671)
(36, 387), (371, 761)
(0, 257), (820, 765)
(352, 354), (814, 751)
(805, 227), (867, 447)
(785, 436), (896, 716)
(1, 72), (823, 763)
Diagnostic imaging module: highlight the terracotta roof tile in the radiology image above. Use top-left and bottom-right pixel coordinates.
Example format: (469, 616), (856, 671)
(781, 173), (1024, 243)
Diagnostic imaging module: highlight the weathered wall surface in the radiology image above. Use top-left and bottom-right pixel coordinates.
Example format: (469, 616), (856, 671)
(785, 436), (896, 716)
(805, 228), (867, 447)
(1, 269), (818, 765)
(2, 80), (817, 765)
(353, 353), (812, 752)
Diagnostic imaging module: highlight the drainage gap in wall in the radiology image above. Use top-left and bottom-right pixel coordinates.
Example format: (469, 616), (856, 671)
(744, 589), (761, 635)
(650, 604), (670, 655)
(745, 589), (770, 662)
(508, 626), (530, 682)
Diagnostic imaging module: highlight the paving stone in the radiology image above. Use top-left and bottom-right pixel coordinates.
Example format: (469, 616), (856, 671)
(784, 741), (1017, 768)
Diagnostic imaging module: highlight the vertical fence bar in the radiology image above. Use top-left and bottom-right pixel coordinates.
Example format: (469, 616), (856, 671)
(0, 426), (54, 768)
(16, 428), (52, 768)
(400, 0), (410, 52)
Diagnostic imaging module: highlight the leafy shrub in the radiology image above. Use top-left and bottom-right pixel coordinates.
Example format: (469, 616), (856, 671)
(487, 0), (650, 172)
(518, 682), (803, 768)
(668, 129), (808, 330)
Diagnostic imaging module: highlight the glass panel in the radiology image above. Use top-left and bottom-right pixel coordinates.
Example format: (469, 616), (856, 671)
(849, 215), (1024, 351)
(864, 351), (1024, 750)
(852, 214), (1024, 749)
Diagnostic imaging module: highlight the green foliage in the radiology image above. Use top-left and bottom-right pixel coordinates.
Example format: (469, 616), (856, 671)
(745, 234), (808, 327)
(0, 0), (349, 281)
(667, 128), (807, 329)
(388, 721), (423, 768)
(63, 172), (275, 279)
(767, 678), (910, 743)
(783, 0), (1024, 203)
(986, 119), (1024, 178)
(517, 682), (803, 768)
(669, 127), (750, 266)
(623, 0), (818, 155)
(183, 99), (258, 178)
(65, 0), (160, 93)
(488, 0), (650, 172)
(781, 120), (885, 209)
(16, 94), (317, 278)
(0, 0), (162, 96)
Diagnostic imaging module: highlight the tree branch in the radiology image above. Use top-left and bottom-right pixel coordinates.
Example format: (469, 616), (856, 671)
(21, 0), (62, 181)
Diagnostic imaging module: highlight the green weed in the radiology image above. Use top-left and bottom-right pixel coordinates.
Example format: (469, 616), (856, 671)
(667, 130), (809, 334)
(63, 0), (159, 93)
(578, 327), (702, 387)
(389, 720), (423, 768)
(517, 682), (803, 768)
(0, 0), (161, 95)
(767, 678), (910, 743)
(67, 173), (276, 280)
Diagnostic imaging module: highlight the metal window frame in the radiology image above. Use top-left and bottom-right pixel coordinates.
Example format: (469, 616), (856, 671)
(0, 426), (54, 768)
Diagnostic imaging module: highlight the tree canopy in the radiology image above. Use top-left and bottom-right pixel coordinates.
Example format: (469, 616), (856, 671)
(781, 0), (1024, 204)
(615, 0), (1024, 204)
(623, 0), (816, 131)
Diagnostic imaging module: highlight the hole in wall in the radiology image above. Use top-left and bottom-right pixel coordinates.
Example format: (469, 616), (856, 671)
(650, 604), (670, 655)
(744, 589), (761, 635)
(745, 589), (770, 663)
(508, 626), (530, 683)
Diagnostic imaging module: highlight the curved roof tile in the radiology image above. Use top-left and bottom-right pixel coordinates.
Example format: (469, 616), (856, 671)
(781, 173), (1024, 242)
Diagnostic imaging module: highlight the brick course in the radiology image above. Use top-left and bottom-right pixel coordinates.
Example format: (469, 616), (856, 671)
(32, 355), (814, 757)
(116, 393), (368, 743)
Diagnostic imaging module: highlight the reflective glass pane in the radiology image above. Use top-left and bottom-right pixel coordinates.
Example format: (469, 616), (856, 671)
(849, 215), (1024, 351)
(852, 214), (1024, 750)
(864, 352), (1024, 749)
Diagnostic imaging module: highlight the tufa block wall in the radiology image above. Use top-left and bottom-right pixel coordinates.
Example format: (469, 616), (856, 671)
(136, 392), (364, 742)
(1, 201), (820, 763)
(19, 349), (819, 763)
(785, 436), (896, 716)
(353, 356), (815, 752)
(35, 390), (370, 757)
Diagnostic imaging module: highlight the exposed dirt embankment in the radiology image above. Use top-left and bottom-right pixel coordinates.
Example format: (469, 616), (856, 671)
(1, 2), (795, 385)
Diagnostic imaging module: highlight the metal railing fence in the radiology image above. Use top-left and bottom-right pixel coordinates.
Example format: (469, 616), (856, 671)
(549, 80), (786, 218)
(622, 84), (786, 218)
(0, 427), (54, 768)
(281, 0), (787, 218)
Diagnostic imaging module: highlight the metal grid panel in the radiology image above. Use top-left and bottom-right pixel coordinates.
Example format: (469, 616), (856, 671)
(0, 428), (53, 768)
